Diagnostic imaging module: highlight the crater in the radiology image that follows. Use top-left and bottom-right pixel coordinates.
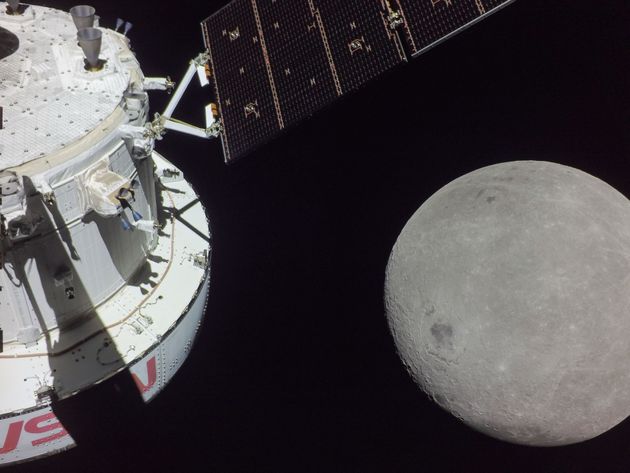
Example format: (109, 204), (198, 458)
(431, 323), (453, 346)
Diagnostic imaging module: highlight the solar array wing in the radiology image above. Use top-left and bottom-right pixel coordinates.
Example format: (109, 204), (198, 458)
(202, 0), (515, 163)
(202, 0), (282, 163)
(202, 0), (406, 163)
(394, 0), (514, 57)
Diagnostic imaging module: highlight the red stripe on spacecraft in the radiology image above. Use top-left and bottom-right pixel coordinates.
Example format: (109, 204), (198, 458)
(132, 356), (158, 394)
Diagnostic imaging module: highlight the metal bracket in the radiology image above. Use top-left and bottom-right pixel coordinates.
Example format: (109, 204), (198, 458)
(193, 51), (210, 68)
(385, 1), (404, 29)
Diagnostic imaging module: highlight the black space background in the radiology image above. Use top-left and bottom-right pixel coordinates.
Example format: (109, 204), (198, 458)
(7, 1), (630, 472)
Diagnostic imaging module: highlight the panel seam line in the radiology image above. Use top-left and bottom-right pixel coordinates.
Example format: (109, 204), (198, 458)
(308, 0), (343, 96)
(251, 0), (285, 129)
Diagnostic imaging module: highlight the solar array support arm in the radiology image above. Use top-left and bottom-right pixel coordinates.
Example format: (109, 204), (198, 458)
(162, 113), (215, 139)
(162, 53), (208, 118)
(152, 52), (221, 140)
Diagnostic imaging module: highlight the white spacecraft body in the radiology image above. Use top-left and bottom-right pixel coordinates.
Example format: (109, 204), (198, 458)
(0, 3), (210, 465)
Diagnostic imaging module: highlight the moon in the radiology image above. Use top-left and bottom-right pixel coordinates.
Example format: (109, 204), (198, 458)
(385, 161), (630, 446)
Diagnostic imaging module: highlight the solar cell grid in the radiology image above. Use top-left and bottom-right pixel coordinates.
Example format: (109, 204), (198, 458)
(256, 0), (339, 127)
(395, 0), (480, 55)
(203, 0), (280, 161)
(202, 0), (516, 162)
(204, 0), (407, 162)
(395, 0), (515, 57)
(313, 0), (406, 93)
(218, 53), (280, 160)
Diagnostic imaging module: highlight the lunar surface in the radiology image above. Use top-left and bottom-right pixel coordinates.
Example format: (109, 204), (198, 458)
(385, 161), (630, 446)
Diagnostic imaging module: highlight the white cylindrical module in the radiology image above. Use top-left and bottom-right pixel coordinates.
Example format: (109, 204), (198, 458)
(0, 3), (211, 465)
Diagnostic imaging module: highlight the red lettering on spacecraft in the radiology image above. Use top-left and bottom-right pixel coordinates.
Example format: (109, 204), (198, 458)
(24, 413), (68, 446)
(132, 356), (157, 393)
(0, 421), (22, 454)
(0, 413), (68, 454)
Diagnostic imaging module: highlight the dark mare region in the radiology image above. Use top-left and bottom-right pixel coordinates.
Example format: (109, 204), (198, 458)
(0, 26), (19, 60)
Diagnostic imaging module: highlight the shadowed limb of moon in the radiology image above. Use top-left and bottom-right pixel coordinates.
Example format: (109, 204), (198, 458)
(385, 161), (630, 446)
(0, 26), (19, 60)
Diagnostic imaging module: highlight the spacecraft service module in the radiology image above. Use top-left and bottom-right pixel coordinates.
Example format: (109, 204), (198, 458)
(0, 2), (210, 465)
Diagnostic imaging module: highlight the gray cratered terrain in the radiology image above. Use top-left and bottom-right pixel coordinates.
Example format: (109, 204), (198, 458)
(385, 161), (630, 446)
